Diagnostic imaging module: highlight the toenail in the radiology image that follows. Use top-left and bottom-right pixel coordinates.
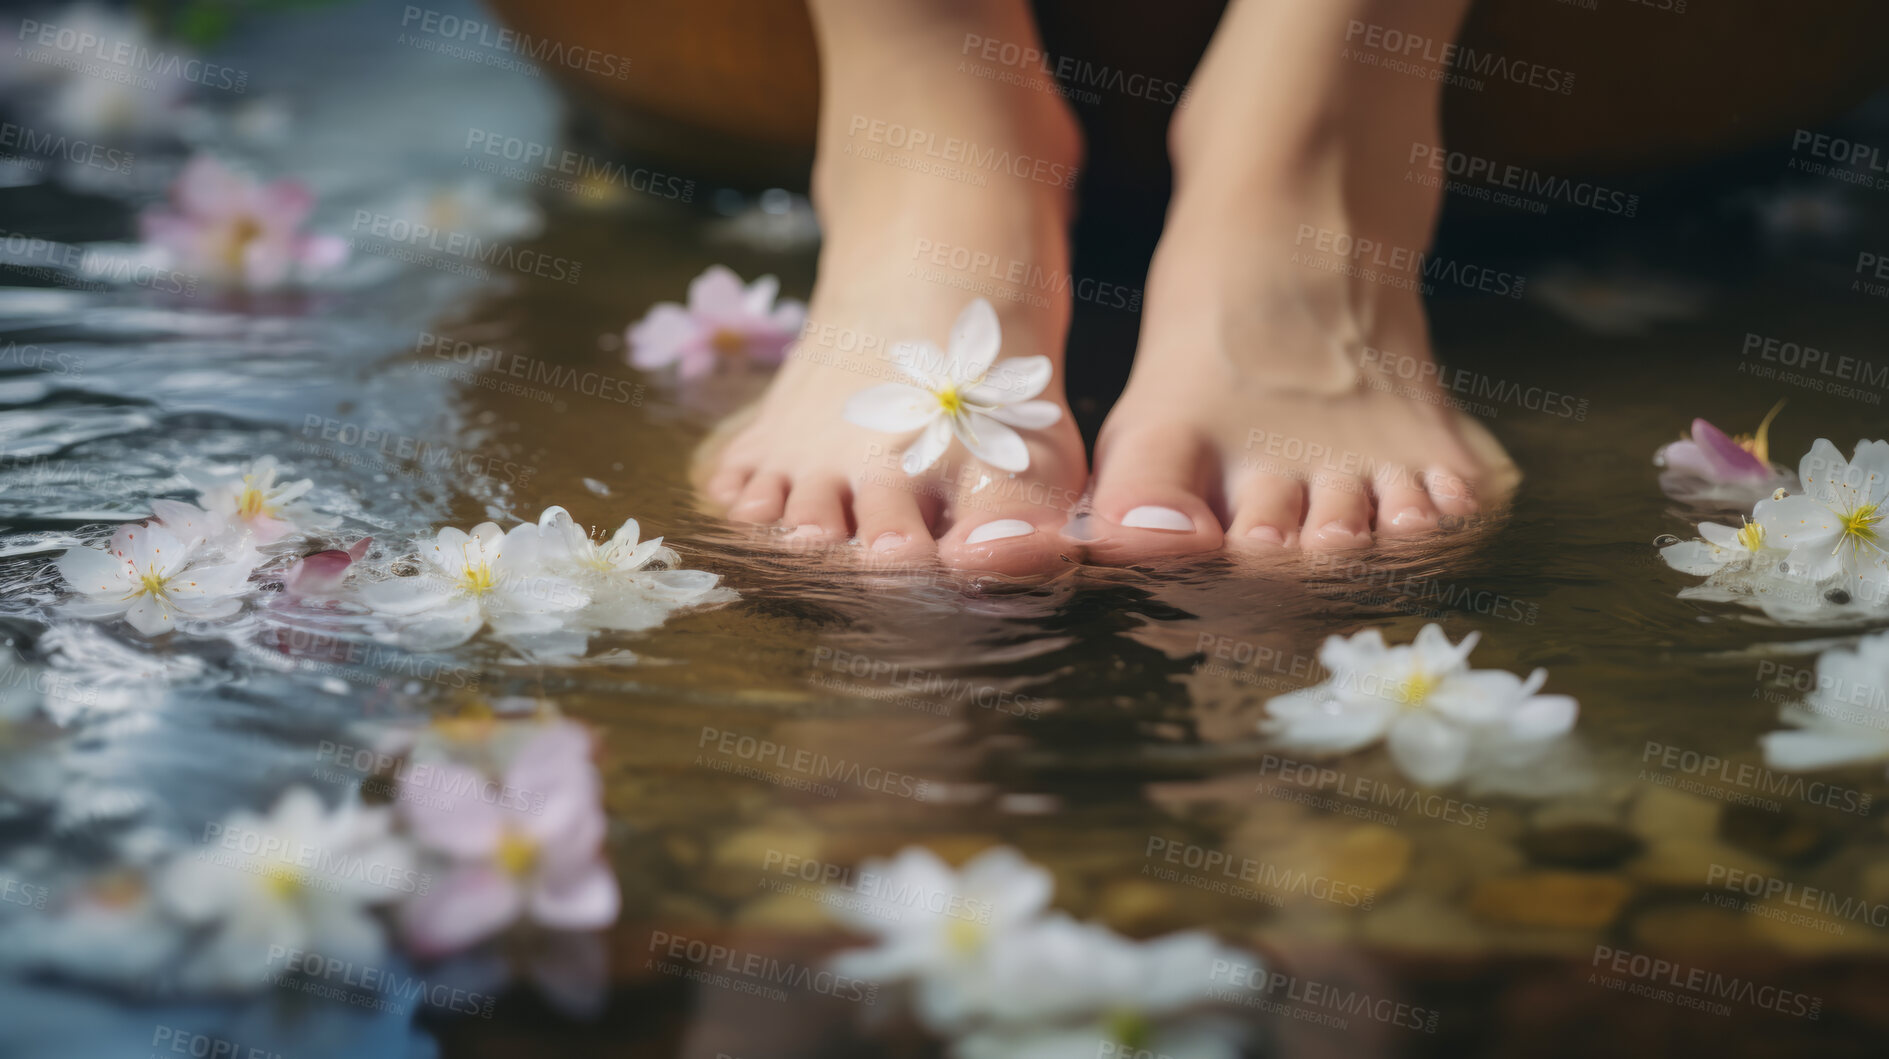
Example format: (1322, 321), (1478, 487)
(1246, 525), (1286, 544)
(1319, 520), (1367, 539)
(870, 531), (908, 552)
(1120, 505), (1194, 532)
(965, 519), (1034, 544)
(1390, 506), (1436, 529)
(791, 524), (827, 538)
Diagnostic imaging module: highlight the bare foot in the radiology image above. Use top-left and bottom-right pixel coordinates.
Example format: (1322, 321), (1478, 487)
(1086, 0), (1511, 563)
(698, 0), (1087, 577)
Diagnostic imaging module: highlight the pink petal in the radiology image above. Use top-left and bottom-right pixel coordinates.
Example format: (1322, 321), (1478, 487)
(627, 303), (700, 370)
(258, 178), (316, 229)
(296, 234), (349, 274)
(402, 865), (524, 957)
(529, 858), (619, 932)
(687, 265), (748, 317)
(1690, 418), (1767, 478)
(173, 156), (248, 219)
(281, 546), (358, 597)
(400, 763), (505, 856)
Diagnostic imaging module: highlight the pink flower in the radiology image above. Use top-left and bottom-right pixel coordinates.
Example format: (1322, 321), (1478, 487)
(398, 722), (618, 957)
(626, 265), (805, 380)
(1655, 404), (1794, 506)
(280, 538), (371, 599)
(139, 155), (348, 290)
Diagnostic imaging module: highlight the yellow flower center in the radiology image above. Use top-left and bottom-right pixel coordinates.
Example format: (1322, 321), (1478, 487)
(1731, 399), (1787, 464)
(263, 865), (304, 900)
(710, 328), (747, 357)
(935, 385), (965, 418)
(236, 483), (269, 519)
(136, 568), (170, 599)
(1104, 1011), (1153, 1052)
(1737, 518), (1765, 552)
(1839, 503), (1881, 548)
(1394, 670), (1440, 707)
(459, 542), (499, 596)
(944, 918), (985, 955)
(496, 830), (538, 877)
(222, 216), (264, 271)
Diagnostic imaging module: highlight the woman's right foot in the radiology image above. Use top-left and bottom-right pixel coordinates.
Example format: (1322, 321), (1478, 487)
(699, 0), (1087, 577)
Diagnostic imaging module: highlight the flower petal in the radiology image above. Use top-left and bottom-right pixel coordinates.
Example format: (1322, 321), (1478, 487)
(402, 865), (523, 957)
(946, 298), (1002, 381)
(955, 413), (1029, 473)
(843, 383), (941, 434)
(1690, 418), (1767, 478)
(982, 399), (1063, 431)
(901, 418), (953, 476)
(964, 356), (1051, 404)
(1386, 712), (1472, 786)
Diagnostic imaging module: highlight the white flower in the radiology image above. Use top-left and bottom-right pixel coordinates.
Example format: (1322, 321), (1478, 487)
(54, 522), (257, 636)
(1761, 631), (1889, 772)
(1753, 439), (1889, 601)
(155, 787), (415, 991)
(179, 456), (329, 544)
(1659, 518), (1773, 576)
(1259, 625), (1578, 786)
(357, 522), (588, 649)
(1530, 265), (1704, 336)
(529, 506), (734, 633)
(389, 179), (542, 243)
(843, 299), (1062, 475)
(828, 845), (1053, 1030)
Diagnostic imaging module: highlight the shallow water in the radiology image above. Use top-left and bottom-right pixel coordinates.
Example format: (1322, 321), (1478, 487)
(3, 3), (1889, 1057)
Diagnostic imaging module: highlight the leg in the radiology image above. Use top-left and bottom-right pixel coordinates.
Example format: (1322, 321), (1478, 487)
(701, 0), (1088, 577)
(1086, 0), (1510, 562)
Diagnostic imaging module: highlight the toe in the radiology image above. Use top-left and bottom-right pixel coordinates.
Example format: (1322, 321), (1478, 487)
(851, 480), (936, 561)
(1302, 475), (1374, 551)
(1424, 465), (1482, 520)
(937, 512), (1071, 578)
(1373, 468), (1439, 538)
(1226, 474), (1304, 550)
(705, 463), (755, 508)
(1088, 428), (1224, 562)
(728, 472), (789, 525)
(781, 475), (851, 540)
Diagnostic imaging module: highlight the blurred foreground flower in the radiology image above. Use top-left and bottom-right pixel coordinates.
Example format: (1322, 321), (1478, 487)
(1762, 630), (1889, 772)
(627, 265), (804, 380)
(140, 155), (346, 289)
(398, 721), (618, 956)
(829, 845), (1258, 1058)
(1259, 624), (1578, 786)
(155, 786), (416, 991)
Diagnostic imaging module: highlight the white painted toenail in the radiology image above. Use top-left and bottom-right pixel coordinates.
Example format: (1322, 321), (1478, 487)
(791, 524), (827, 538)
(1121, 505), (1194, 531)
(1246, 525), (1285, 544)
(966, 519), (1034, 544)
(1390, 507), (1436, 529)
(870, 532), (908, 552)
(1319, 520), (1366, 538)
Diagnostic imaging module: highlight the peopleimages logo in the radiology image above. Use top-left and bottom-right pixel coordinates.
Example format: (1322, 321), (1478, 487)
(399, 7), (630, 79)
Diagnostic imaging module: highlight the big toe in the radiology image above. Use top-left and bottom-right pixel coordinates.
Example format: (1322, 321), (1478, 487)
(1087, 426), (1224, 562)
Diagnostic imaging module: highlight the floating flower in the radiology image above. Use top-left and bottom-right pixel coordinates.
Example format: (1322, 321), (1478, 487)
(529, 506), (732, 631)
(54, 522), (257, 636)
(1654, 404), (1793, 506)
(155, 786), (415, 990)
(1753, 438), (1889, 602)
(387, 178), (541, 243)
(1259, 625), (1578, 786)
(626, 265), (805, 380)
(1658, 518), (1774, 576)
(179, 456), (331, 544)
(955, 920), (1248, 1059)
(1761, 631), (1889, 772)
(356, 522), (588, 649)
(828, 845), (1053, 1031)
(843, 299), (1062, 475)
(398, 722), (618, 956)
(139, 155), (347, 290)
